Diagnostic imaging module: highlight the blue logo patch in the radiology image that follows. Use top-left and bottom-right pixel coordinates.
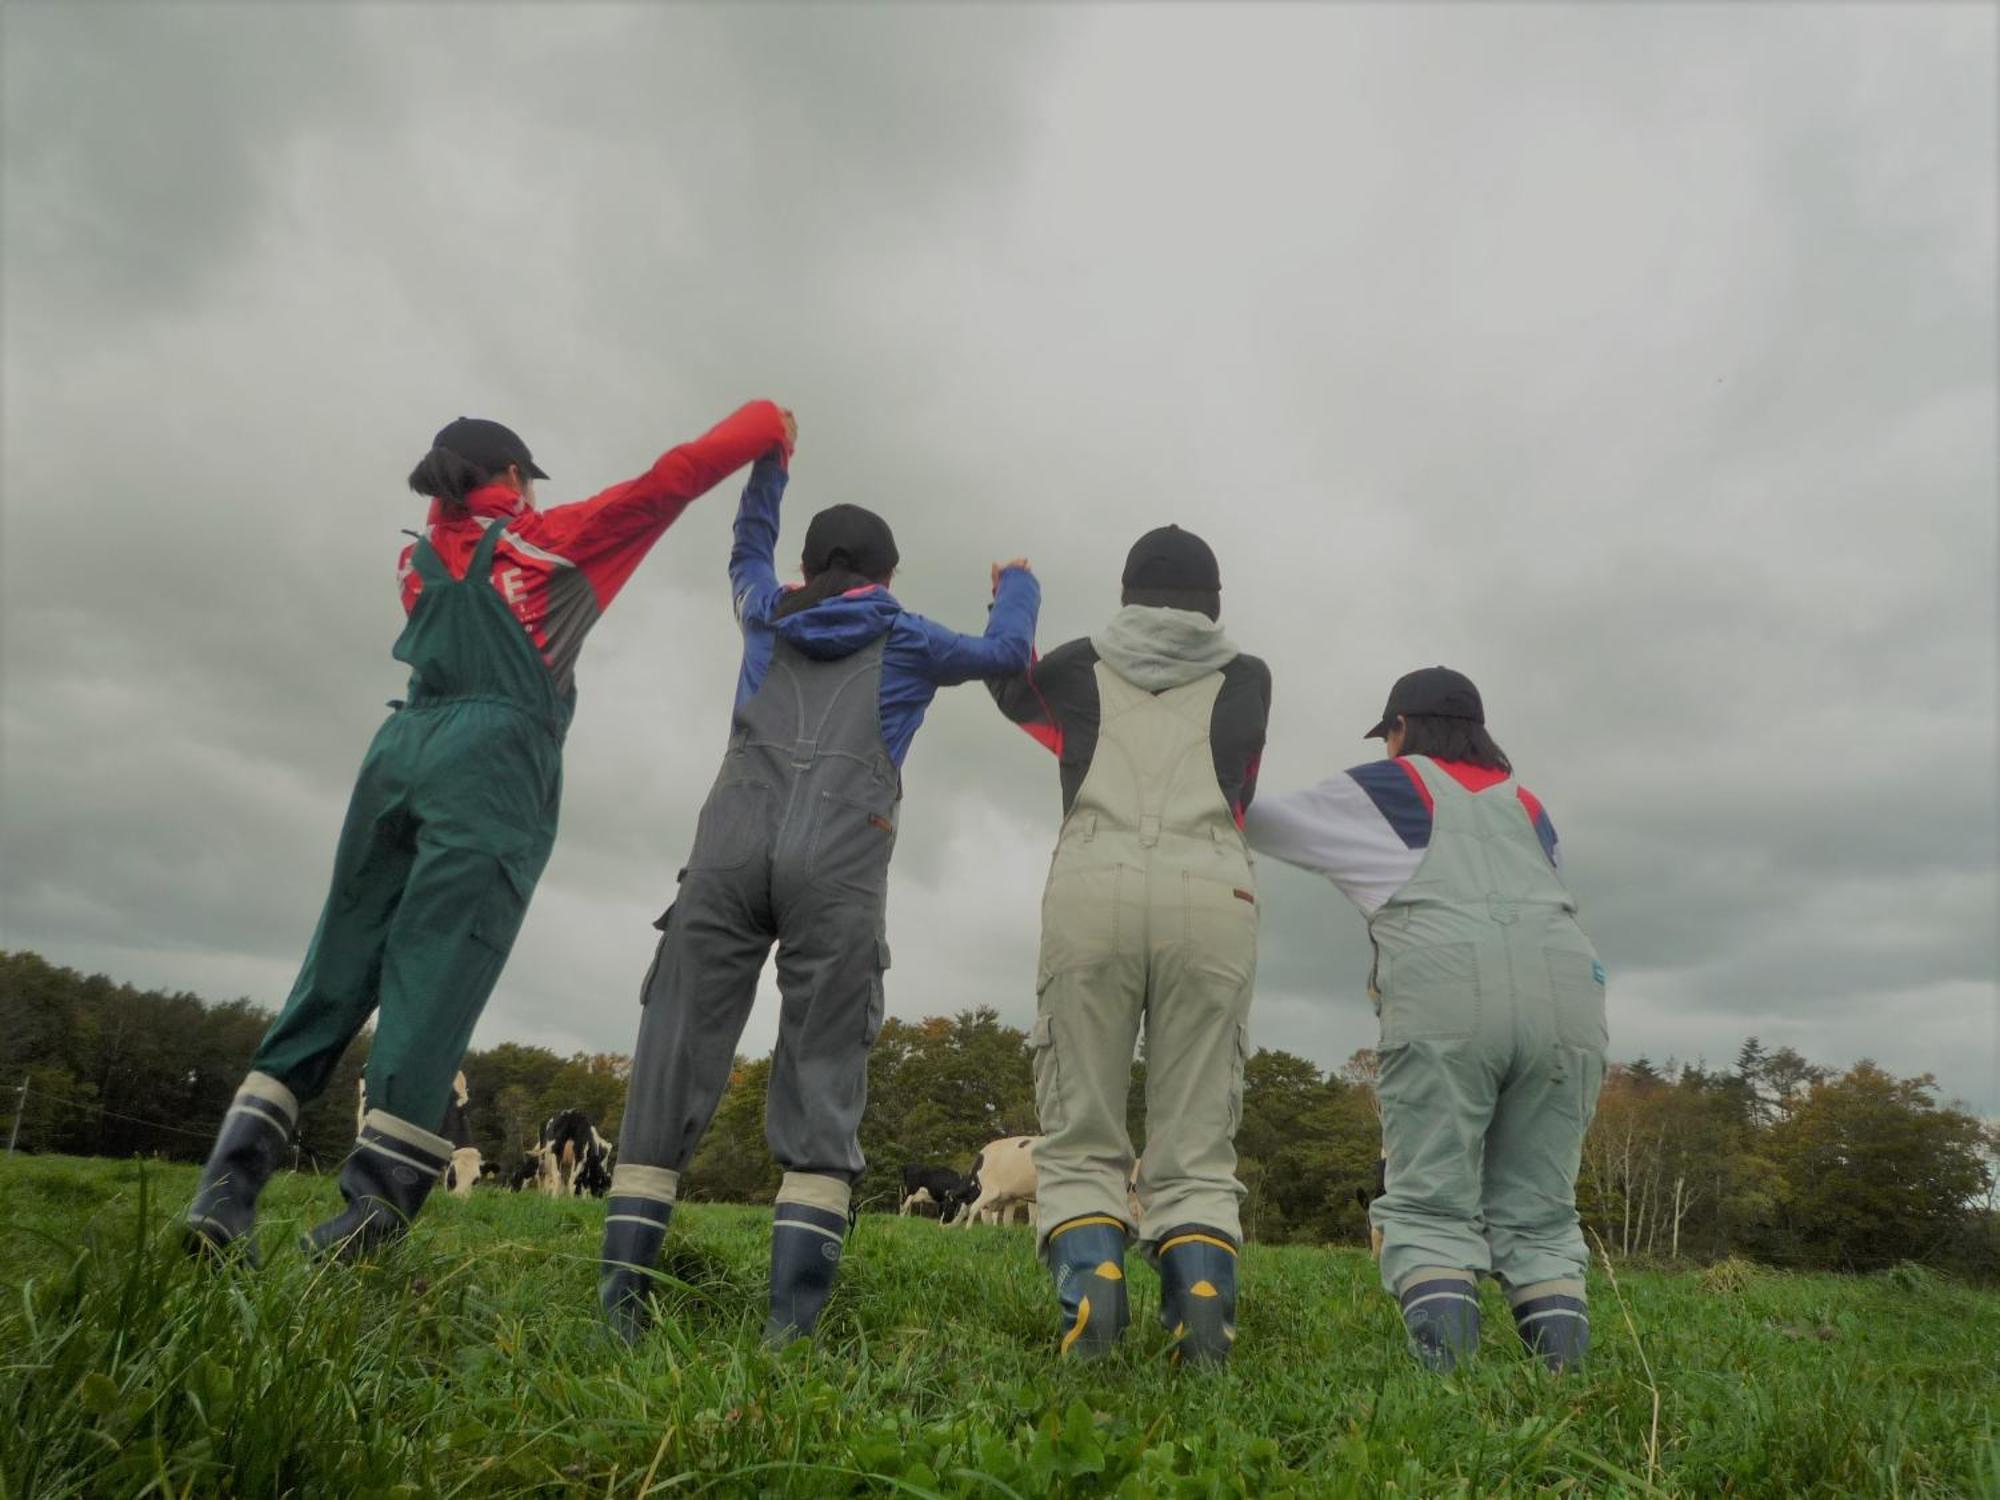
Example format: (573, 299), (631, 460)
(1592, 961), (1607, 986)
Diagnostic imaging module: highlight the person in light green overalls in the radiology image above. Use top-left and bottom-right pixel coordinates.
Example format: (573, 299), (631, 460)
(1245, 667), (1607, 1372)
(185, 403), (790, 1263)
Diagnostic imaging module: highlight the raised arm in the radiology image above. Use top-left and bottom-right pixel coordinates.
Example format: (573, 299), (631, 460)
(523, 400), (793, 609)
(730, 454), (789, 624)
(913, 563), (1041, 686)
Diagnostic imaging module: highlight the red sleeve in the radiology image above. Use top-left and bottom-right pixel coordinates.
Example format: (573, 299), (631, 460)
(397, 539), (420, 616)
(518, 400), (790, 609)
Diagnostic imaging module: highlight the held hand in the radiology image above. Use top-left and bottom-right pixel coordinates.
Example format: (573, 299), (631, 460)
(991, 557), (1032, 594)
(779, 407), (798, 454)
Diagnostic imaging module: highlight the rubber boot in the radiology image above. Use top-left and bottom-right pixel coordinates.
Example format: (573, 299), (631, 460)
(1399, 1270), (1482, 1373)
(1510, 1284), (1590, 1373)
(184, 1073), (298, 1264)
(303, 1109), (451, 1262)
(599, 1165), (679, 1344)
(764, 1200), (848, 1347)
(1155, 1224), (1238, 1368)
(1047, 1215), (1130, 1359)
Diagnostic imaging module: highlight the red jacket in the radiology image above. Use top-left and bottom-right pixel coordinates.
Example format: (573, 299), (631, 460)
(398, 400), (789, 696)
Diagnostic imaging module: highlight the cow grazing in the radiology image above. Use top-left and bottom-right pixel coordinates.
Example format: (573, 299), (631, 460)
(537, 1109), (612, 1198)
(1354, 1154), (1387, 1258)
(507, 1152), (543, 1192)
(955, 1135), (1040, 1228)
(900, 1164), (968, 1221)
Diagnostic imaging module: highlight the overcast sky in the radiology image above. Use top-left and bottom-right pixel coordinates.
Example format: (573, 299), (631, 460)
(3, 3), (1995, 1118)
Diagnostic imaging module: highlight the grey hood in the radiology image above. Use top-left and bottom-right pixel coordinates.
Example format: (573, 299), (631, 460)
(1091, 605), (1239, 691)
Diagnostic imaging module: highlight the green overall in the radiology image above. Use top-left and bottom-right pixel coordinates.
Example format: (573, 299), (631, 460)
(1369, 756), (1607, 1303)
(251, 520), (569, 1129)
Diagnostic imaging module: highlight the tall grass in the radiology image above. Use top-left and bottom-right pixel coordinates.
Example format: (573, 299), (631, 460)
(2, 1156), (1995, 1497)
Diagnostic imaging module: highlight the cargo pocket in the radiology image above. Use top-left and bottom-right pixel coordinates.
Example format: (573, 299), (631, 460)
(685, 779), (771, 873)
(808, 790), (899, 896)
(1226, 1022), (1251, 1134)
(469, 861), (535, 960)
(637, 904), (675, 1007)
(863, 936), (891, 1047)
(1030, 998), (1066, 1133)
(1547, 944), (1609, 1053)
(1377, 942), (1480, 1045)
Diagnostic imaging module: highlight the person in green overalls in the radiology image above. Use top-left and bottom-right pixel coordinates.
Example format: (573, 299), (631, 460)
(1245, 667), (1607, 1372)
(185, 400), (793, 1262)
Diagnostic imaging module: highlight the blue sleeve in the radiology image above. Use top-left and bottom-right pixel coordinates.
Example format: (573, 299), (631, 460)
(730, 457), (788, 626)
(910, 566), (1041, 686)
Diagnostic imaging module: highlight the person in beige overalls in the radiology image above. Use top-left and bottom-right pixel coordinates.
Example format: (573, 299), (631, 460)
(991, 527), (1270, 1365)
(1246, 667), (1606, 1373)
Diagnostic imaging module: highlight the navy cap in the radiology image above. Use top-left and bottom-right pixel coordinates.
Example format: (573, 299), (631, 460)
(1121, 525), (1221, 593)
(433, 417), (548, 481)
(802, 504), (899, 580)
(1367, 666), (1484, 739)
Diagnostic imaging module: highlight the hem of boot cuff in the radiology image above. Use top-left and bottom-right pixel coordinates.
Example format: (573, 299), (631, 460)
(777, 1172), (850, 1217)
(1508, 1277), (1586, 1306)
(362, 1108), (453, 1159)
(238, 1071), (300, 1123)
(611, 1164), (680, 1205)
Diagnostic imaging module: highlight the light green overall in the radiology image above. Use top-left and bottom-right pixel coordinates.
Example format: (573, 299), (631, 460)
(1032, 663), (1259, 1249)
(1369, 756), (1607, 1302)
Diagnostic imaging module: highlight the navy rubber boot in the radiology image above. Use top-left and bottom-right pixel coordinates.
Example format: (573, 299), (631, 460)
(303, 1113), (451, 1262)
(599, 1197), (673, 1345)
(184, 1079), (297, 1264)
(764, 1201), (848, 1347)
(1047, 1215), (1130, 1359)
(1512, 1289), (1590, 1373)
(1399, 1273), (1482, 1373)
(1154, 1224), (1238, 1368)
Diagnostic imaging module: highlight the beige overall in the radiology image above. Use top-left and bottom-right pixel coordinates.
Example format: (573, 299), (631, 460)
(1032, 662), (1259, 1249)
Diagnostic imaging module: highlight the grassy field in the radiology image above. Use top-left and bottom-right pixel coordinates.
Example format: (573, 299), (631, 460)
(1, 1156), (1995, 1498)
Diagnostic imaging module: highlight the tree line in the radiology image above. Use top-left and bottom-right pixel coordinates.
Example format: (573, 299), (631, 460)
(4, 949), (1994, 1276)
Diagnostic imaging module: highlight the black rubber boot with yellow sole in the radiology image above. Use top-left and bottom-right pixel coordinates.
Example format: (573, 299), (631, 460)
(1155, 1224), (1239, 1368)
(1048, 1215), (1130, 1359)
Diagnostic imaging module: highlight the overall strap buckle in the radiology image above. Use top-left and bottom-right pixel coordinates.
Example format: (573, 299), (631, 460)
(791, 737), (818, 770)
(1138, 813), (1162, 848)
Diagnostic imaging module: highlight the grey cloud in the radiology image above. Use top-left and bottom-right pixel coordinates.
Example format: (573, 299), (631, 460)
(2, 5), (1993, 1121)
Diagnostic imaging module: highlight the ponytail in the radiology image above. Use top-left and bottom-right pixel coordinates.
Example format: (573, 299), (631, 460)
(407, 446), (492, 507)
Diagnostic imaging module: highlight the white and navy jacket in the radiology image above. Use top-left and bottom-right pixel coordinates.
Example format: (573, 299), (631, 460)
(1243, 757), (1559, 915)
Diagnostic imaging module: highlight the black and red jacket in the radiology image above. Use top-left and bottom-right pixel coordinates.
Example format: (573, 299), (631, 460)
(398, 400), (790, 697)
(990, 637), (1272, 825)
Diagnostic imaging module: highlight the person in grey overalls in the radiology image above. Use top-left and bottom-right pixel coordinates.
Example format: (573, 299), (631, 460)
(601, 450), (1039, 1345)
(1246, 667), (1607, 1372)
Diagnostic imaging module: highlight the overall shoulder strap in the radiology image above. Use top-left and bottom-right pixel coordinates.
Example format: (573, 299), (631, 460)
(469, 518), (509, 579)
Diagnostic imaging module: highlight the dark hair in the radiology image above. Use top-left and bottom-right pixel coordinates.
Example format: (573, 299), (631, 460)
(1121, 585), (1221, 621)
(774, 565), (885, 619)
(407, 446), (494, 507)
(1395, 714), (1512, 772)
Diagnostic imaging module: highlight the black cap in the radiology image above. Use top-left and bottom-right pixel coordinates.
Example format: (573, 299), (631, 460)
(433, 417), (548, 481)
(802, 504), (899, 580)
(1121, 525), (1221, 593)
(1366, 666), (1484, 739)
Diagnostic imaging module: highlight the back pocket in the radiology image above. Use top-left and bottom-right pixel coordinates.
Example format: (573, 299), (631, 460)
(1377, 942), (1480, 1045)
(685, 780), (771, 873)
(1546, 945), (1609, 1053)
(807, 790), (898, 895)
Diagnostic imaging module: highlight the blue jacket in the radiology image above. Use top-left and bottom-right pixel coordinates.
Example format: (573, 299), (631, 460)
(728, 457), (1040, 767)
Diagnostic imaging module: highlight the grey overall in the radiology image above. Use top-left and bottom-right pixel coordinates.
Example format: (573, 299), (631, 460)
(617, 634), (897, 1197)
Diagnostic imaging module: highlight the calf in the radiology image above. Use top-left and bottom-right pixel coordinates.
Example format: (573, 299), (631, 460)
(954, 1135), (1040, 1229)
(508, 1151), (544, 1192)
(900, 1164), (968, 1221)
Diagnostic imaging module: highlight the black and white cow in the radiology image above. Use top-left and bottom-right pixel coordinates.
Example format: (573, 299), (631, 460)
(507, 1153), (543, 1192)
(899, 1164), (969, 1221)
(537, 1109), (612, 1198)
(954, 1135), (1040, 1228)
